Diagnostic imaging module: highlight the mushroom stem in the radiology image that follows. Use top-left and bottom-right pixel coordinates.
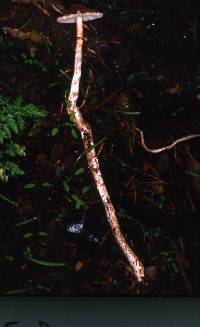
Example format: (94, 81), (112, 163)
(68, 12), (83, 107)
(59, 10), (144, 282)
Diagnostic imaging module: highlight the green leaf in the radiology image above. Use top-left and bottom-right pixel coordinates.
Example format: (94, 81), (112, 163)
(21, 52), (27, 59)
(41, 182), (53, 187)
(24, 246), (32, 256)
(63, 180), (70, 192)
(126, 71), (146, 82)
(23, 182), (36, 189)
(127, 73), (137, 82)
(36, 285), (50, 292)
(51, 127), (60, 136)
(82, 185), (90, 194)
(71, 194), (85, 210)
(71, 127), (78, 139)
(14, 217), (36, 227)
(171, 262), (178, 272)
(69, 112), (76, 122)
(38, 232), (48, 237)
(0, 95), (46, 181)
(5, 143), (26, 157)
(65, 99), (72, 108)
(74, 167), (85, 176)
(3, 289), (29, 295)
(160, 251), (169, 257)
(92, 136), (107, 148)
(0, 193), (17, 206)
(0, 168), (7, 182)
(119, 111), (141, 115)
(5, 255), (14, 262)
(1, 162), (24, 179)
(24, 256), (66, 267)
(30, 48), (36, 58)
(183, 170), (200, 178)
(23, 232), (33, 239)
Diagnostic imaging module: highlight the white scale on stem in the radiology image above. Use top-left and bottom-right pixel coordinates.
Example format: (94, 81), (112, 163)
(57, 8), (144, 282)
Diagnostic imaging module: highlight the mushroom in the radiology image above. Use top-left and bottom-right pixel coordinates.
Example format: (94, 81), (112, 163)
(57, 7), (144, 282)
(57, 6), (103, 108)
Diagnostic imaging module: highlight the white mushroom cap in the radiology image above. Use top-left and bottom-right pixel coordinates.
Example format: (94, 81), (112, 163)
(57, 11), (103, 24)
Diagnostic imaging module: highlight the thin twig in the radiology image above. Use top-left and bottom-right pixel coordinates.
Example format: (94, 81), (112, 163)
(135, 128), (200, 154)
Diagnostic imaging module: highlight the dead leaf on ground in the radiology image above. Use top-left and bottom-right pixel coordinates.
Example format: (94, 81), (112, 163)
(3, 27), (52, 45)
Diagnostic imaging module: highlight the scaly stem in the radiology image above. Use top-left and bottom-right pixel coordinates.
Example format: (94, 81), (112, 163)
(66, 14), (144, 282)
(68, 13), (83, 109)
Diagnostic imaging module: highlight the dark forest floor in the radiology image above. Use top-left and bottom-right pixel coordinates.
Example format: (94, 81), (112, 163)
(0, 0), (200, 295)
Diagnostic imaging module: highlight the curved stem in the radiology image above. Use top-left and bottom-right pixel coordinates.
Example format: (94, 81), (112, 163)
(66, 17), (144, 282)
(135, 128), (200, 154)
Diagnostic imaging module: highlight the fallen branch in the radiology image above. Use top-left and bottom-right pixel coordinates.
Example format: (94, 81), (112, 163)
(57, 7), (144, 282)
(135, 128), (200, 154)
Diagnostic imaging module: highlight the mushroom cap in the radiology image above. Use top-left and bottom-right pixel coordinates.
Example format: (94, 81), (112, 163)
(57, 10), (103, 24)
